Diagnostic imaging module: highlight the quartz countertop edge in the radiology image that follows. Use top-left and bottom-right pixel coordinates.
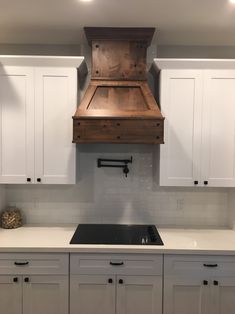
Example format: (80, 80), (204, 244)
(1, 224), (235, 255)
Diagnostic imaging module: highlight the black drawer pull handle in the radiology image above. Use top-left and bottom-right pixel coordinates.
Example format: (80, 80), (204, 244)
(214, 280), (219, 286)
(24, 277), (30, 283)
(119, 279), (124, 284)
(14, 262), (29, 266)
(110, 262), (124, 266)
(203, 280), (208, 286)
(194, 180), (198, 185)
(108, 278), (113, 284)
(203, 264), (218, 268)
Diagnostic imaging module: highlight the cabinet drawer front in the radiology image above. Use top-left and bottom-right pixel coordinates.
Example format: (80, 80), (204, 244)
(0, 253), (68, 275)
(165, 255), (235, 277)
(70, 254), (162, 275)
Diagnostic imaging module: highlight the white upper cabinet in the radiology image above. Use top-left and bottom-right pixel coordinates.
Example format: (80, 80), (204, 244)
(159, 70), (203, 186)
(0, 56), (84, 184)
(35, 68), (76, 184)
(0, 67), (34, 184)
(155, 59), (235, 187)
(201, 70), (235, 187)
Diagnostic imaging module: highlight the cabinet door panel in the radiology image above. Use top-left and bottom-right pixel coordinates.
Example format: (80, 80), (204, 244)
(70, 275), (115, 314)
(164, 277), (210, 314)
(116, 275), (162, 314)
(202, 70), (235, 187)
(160, 70), (203, 186)
(23, 275), (68, 314)
(0, 67), (34, 183)
(212, 277), (235, 314)
(0, 275), (22, 314)
(35, 68), (76, 184)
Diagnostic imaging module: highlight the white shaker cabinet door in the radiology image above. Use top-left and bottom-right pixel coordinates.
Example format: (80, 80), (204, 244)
(70, 275), (115, 314)
(116, 275), (162, 314)
(164, 276), (210, 314)
(201, 70), (235, 187)
(0, 67), (34, 184)
(211, 277), (235, 314)
(0, 275), (22, 314)
(35, 67), (76, 184)
(23, 275), (68, 314)
(159, 70), (203, 186)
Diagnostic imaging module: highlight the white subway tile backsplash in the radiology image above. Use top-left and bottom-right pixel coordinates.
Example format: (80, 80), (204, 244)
(6, 145), (230, 227)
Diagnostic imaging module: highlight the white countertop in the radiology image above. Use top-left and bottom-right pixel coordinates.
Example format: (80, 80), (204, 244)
(1, 224), (235, 255)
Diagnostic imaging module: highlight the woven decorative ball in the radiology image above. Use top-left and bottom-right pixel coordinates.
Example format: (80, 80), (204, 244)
(1, 208), (23, 229)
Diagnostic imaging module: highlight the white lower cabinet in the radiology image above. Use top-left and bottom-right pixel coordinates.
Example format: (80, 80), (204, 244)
(164, 255), (235, 314)
(0, 275), (22, 314)
(164, 276), (210, 314)
(23, 275), (68, 314)
(70, 275), (115, 314)
(211, 277), (235, 314)
(0, 253), (69, 314)
(70, 254), (163, 314)
(3, 251), (235, 314)
(116, 275), (162, 314)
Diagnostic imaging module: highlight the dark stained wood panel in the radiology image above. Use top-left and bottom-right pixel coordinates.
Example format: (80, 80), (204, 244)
(73, 119), (164, 144)
(88, 86), (148, 111)
(92, 41), (146, 80)
(74, 81), (163, 119)
(84, 27), (155, 46)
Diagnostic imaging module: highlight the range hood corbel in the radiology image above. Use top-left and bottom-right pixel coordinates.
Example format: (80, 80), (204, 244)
(73, 27), (164, 144)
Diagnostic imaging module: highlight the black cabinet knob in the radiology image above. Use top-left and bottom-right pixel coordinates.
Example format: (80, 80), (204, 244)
(13, 277), (18, 283)
(119, 279), (124, 284)
(214, 280), (219, 286)
(37, 178), (41, 183)
(203, 280), (208, 286)
(204, 181), (208, 185)
(194, 181), (199, 185)
(24, 277), (30, 283)
(26, 178), (31, 182)
(108, 278), (113, 284)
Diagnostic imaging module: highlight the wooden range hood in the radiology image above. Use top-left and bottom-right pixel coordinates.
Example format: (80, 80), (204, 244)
(73, 27), (164, 144)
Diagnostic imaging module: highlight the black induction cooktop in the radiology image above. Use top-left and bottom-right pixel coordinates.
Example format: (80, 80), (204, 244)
(70, 224), (164, 245)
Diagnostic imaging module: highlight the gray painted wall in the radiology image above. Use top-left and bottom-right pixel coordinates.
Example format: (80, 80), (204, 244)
(157, 45), (235, 58)
(0, 44), (81, 56)
(1, 43), (235, 59)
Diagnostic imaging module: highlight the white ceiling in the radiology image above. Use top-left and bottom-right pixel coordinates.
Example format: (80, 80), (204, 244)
(1, 0), (235, 46)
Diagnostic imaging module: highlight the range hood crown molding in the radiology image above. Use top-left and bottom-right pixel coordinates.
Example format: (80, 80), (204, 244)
(73, 27), (164, 144)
